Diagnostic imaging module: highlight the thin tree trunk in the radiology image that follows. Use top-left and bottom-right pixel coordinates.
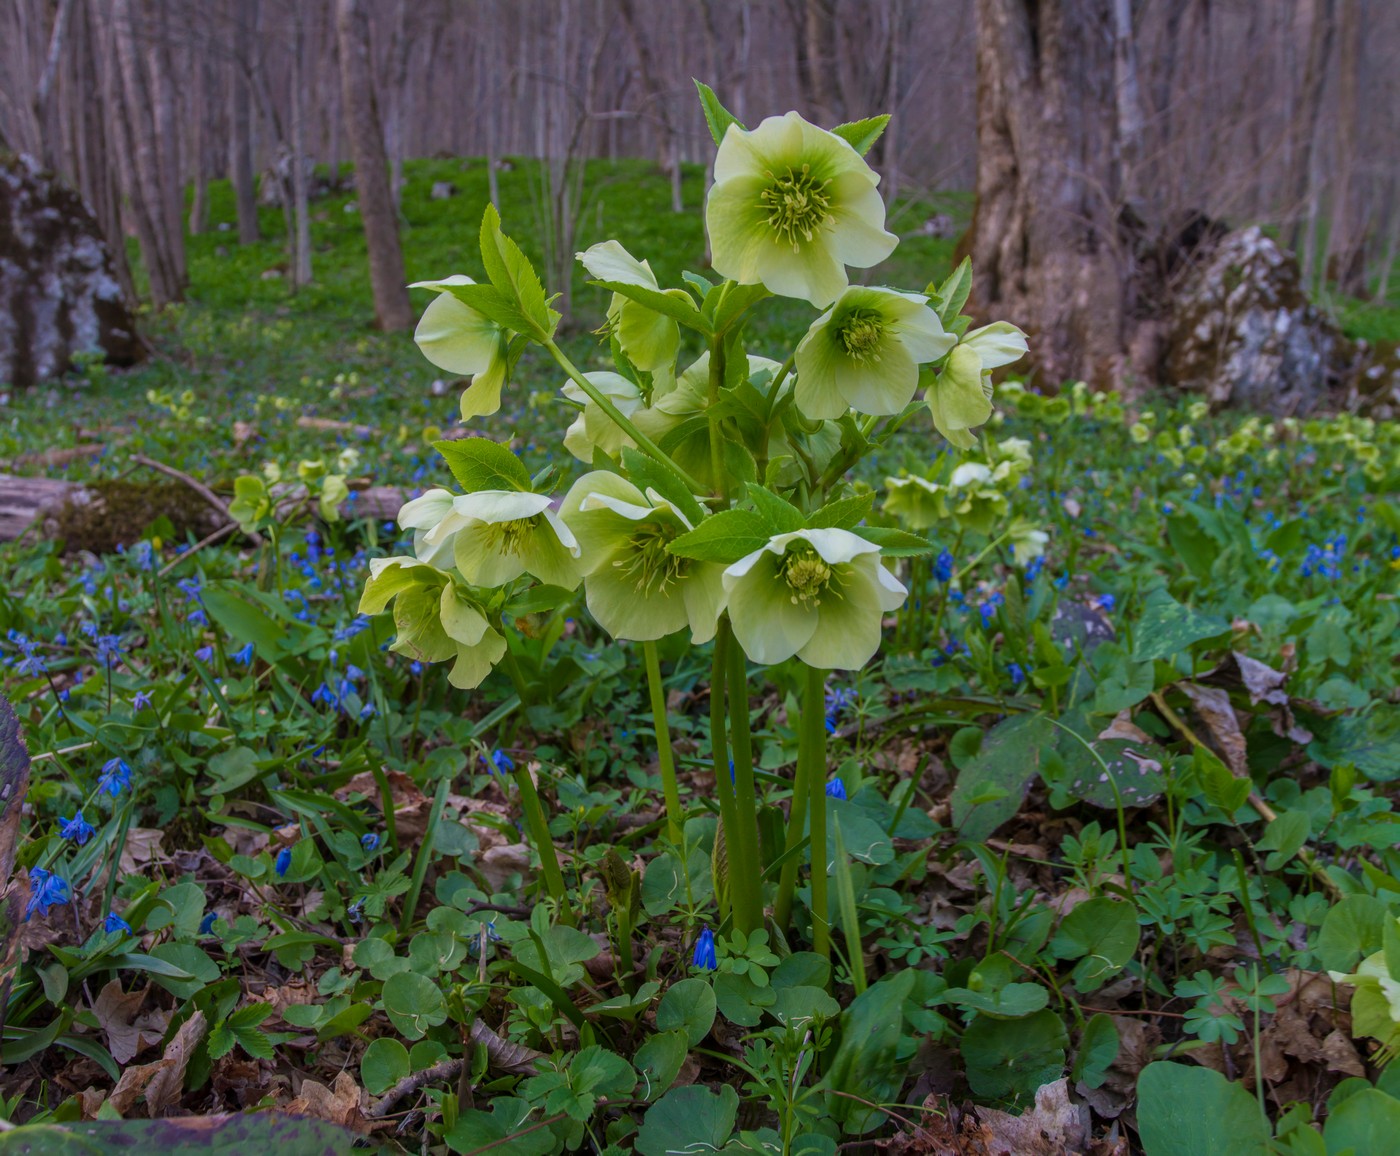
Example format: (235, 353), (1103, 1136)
(1287, 0), (1337, 256)
(229, 0), (261, 244)
(33, 0), (75, 169)
(336, 0), (413, 330)
(290, 4), (313, 287)
(967, 0), (1125, 388)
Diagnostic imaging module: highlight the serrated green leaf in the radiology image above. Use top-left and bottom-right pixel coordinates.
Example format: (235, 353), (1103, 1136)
(434, 438), (532, 492)
(931, 256), (973, 325)
(830, 115), (890, 156)
(478, 204), (556, 338)
(744, 484), (805, 535)
(854, 525), (933, 556)
(694, 80), (745, 146)
(668, 509), (774, 564)
(807, 493), (873, 530)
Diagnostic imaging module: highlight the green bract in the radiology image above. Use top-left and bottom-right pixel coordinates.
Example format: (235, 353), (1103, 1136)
(881, 475), (943, 531)
(706, 111), (897, 307)
(560, 472), (723, 643)
(562, 371), (643, 463)
(794, 286), (954, 419)
(409, 275), (511, 421)
(577, 241), (680, 377)
(359, 558), (506, 689)
(926, 322), (1028, 449)
(722, 528), (906, 670)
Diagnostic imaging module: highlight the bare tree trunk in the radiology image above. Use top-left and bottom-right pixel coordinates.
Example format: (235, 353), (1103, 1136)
(1112, 0), (1145, 209)
(967, 0), (1125, 389)
(33, 0), (75, 169)
(188, 51), (209, 235)
(229, 0), (261, 244)
(290, 3), (313, 287)
(1287, 0), (1337, 259)
(336, 0), (413, 330)
(146, 0), (185, 290)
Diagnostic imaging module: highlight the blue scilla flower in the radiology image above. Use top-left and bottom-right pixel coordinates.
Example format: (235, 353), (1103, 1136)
(176, 577), (202, 602)
(188, 609), (209, 628)
(1024, 556), (1045, 582)
(198, 912), (218, 935)
(231, 642), (255, 665)
(1008, 662), (1026, 686)
(59, 810), (96, 845)
(98, 758), (131, 796)
(825, 778), (847, 801)
(311, 682), (339, 709)
(934, 550), (955, 583)
(26, 867), (70, 920)
(361, 832), (382, 852)
(95, 634), (125, 663)
(193, 645), (214, 663)
(104, 911), (132, 936)
(333, 616), (371, 643)
(692, 926), (717, 971)
(1097, 593), (1116, 612)
(490, 749), (515, 774)
(132, 690), (152, 711)
(275, 847), (293, 878)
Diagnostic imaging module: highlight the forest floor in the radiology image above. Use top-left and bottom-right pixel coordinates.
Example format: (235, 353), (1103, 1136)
(1, 159), (1399, 1155)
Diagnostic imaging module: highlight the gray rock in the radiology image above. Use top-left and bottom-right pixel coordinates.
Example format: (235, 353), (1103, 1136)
(430, 181), (459, 200)
(0, 154), (144, 388)
(1164, 226), (1347, 415)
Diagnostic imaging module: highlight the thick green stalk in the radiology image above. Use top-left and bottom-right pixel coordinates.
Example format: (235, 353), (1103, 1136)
(804, 663), (831, 958)
(709, 623), (751, 930)
(773, 673), (814, 932)
(726, 635), (764, 935)
(643, 640), (684, 844)
(542, 337), (705, 495)
(707, 335), (728, 502)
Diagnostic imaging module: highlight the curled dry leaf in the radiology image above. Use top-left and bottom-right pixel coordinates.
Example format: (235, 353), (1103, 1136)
(92, 980), (170, 1064)
(108, 1010), (206, 1117)
(285, 1069), (371, 1133)
(1180, 682), (1248, 775)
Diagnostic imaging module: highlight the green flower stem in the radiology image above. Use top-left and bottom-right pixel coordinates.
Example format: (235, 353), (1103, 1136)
(710, 622), (755, 930)
(804, 662), (831, 958)
(726, 634), (764, 936)
(707, 335), (728, 502)
(772, 673), (815, 932)
(541, 337), (706, 495)
(643, 640), (684, 844)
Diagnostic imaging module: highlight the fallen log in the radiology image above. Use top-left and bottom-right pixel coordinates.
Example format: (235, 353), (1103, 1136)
(0, 473), (408, 544)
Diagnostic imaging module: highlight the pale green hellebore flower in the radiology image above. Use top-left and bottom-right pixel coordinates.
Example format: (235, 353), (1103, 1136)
(943, 462), (1009, 535)
(406, 490), (582, 590)
(560, 472), (723, 643)
(926, 321), (1028, 449)
(881, 474), (944, 531)
(1329, 938), (1400, 1062)
(706, 111), (897, 308)
(794, 287), (954, 419)
(723, 528), (906, 670)
(397, 488), (458, 568)
(359, 557), (506, 689)
(562, 371), (643, 463)
(410, 275), (511, 421)
(577, 241), (680, 377)
(1009, 522), (1049, 565)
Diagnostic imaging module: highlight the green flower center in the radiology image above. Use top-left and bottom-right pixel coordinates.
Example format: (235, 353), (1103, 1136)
(837, 309), (886, 362)
(613, 521), (684, 596)
(761, 165), (834, 251)
(781, 547), (834, 607)
(486, 517), (538, 556)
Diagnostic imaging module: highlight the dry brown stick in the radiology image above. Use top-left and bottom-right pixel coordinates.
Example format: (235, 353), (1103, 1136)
(130, 453), (264, 546)
(366, 1020), (546, 1118)
(156, 521), (239, 578)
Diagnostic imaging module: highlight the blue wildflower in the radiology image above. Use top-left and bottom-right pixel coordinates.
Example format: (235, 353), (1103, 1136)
(1097, 593), (1116, 612)
(95, 634), (125, 664)
(691, 926), (717, 971)
(193, 645), (214, 663)
(132, 690), (153, 711)
(188, 609), (209, 628)
(104, 911), (133, 936)
(59, 810), (96, 845)
(333, 616), (371, 643)
(825, 778), (847, 800)
(97, 758), (131, 796)
(490, 749), (515, 774)
(231, 642), (255, 665)
(311, 682), (338, 709)
(934, 550), (955, 583)
(198, 912), (218, 935)
(25, 867), (70, 920)
(275, 847), (293, 878)
(1008, 662), (1026, 686)
(1024, 556), (1045, 583)
(361, 832), (382, 852)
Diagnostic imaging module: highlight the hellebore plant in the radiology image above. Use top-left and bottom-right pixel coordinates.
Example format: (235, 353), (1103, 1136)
(361, 83), (1027, 957)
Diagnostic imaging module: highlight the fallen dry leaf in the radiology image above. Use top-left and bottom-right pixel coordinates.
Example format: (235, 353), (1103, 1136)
(144, 1011), (208, 1117)
(285, 1070), (370, 1133)
(92, 980), (169, 1065)
(972, 1078), (1087, 1154)
(118, 827), (167, 876)
(1180, 683), (1248, 775)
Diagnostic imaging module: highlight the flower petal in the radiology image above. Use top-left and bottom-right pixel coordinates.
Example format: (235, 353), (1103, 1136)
(726, 552), (819, 665)
(414, 291), (500, 376)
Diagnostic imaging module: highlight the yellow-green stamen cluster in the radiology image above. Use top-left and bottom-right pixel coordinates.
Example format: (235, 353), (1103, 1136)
(761, 164), (833, 251)
(781, 548), (834, 606)
(486, 517), (537, 556)
(613, 522), (684, 595)
(838, 309), (886, 362)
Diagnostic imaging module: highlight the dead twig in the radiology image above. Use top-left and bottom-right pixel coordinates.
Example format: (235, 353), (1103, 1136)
(130, 454), (263, 546)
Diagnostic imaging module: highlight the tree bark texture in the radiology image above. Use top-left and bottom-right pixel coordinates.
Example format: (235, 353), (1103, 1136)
(228, 0), (262, 244)
(335, 0), (413, 331)
(968, 0), (1126, 389)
